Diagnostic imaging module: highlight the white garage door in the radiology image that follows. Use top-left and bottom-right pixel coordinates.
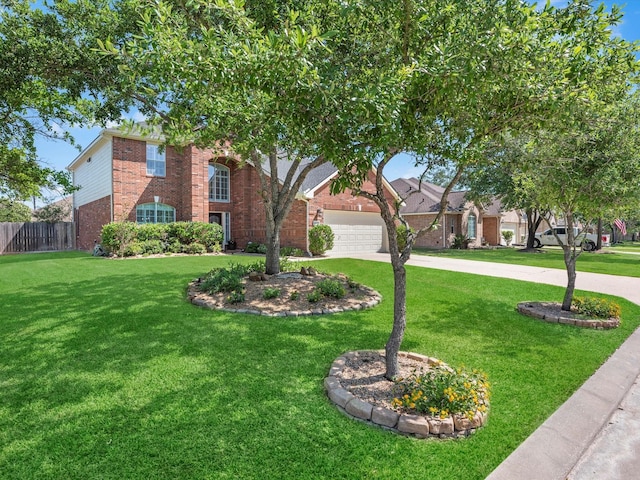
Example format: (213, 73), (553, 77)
(324, 211), (387, 254)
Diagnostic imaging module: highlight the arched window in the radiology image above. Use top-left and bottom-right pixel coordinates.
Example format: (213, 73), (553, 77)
(209, 163), (230, 202)
(467, 213), (477, 239)
(136, 203), (175, 224)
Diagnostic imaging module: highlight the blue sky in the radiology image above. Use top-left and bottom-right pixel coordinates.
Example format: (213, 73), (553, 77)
(33, 0), (640, 193)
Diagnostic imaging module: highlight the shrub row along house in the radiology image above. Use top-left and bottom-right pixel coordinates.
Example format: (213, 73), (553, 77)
(67, 126), (527, 253)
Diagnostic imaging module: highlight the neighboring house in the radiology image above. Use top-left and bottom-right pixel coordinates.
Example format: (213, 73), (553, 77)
(67, 126), (399, 254)
(32, 196), (74, 222)
(390, 177), (527, 248)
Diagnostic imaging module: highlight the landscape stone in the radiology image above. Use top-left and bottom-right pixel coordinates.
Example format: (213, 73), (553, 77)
(327, 387), (353, 408)
(345, 398), (373, 420)
(372, 407), (399, 428)
(397, 414), (429, 437)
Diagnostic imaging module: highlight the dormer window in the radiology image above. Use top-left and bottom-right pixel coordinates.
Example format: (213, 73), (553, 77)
(209, 163), (230, 202)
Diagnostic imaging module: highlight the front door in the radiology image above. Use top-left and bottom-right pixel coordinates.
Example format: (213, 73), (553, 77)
(209, 212), (231, 247)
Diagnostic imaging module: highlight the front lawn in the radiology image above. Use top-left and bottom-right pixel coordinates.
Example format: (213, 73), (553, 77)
(414, 245), (640, 277)
(1, 252), (639, 479)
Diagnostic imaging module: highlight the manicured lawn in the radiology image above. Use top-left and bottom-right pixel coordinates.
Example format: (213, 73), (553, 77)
(2, 252), (639, 479)
(609, 241), (640, 254)
(414, 245), (640, 277)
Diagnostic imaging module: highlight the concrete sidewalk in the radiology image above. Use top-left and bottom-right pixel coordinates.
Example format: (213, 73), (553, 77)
(328, 252), (640, 480)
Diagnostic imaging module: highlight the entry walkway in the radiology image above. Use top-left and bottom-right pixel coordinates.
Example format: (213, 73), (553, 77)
(328, 252), (640, 480)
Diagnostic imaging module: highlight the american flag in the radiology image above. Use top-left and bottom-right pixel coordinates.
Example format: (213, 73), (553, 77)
(614, 219), (627, 236)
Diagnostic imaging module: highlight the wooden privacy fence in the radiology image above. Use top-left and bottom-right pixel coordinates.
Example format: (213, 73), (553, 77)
(0, 222), (75, 254)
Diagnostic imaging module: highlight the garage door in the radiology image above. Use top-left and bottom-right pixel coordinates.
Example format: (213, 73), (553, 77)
(324, 211), (387, 254)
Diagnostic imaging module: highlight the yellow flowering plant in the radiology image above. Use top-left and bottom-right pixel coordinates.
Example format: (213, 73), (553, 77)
(392, 364), (491, 420)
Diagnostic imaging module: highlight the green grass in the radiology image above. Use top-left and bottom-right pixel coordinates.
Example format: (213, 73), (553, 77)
(1, 252), (639, 479)
(414, 245), (640, 277)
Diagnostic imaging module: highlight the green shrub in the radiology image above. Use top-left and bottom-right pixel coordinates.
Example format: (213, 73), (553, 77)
(140, 239), (164, 255)
(122, 241), (144, 257)
(186, 222), (223, 251)
(226, 291), (245, 304)
(393, 364), (491, 421)
(102, 221), (221, 257)
(199, 268), (244, 294)
(263, 288), (281, 299)
(451, 234), (470, 250)
(101, 222), (138, 256)
(290, 291), (299, 301)
(165, 222), (222, 250)
(316, 278), (345, 299)
(572, 296), (621, 319)
(396, 224), (415, 252)
(137, 223), (168, 242)
(245, 242), (267, 254)
(279, 257), (300, 272)
(244, 260), (266, 274)
(307, 290), (321, 303)
(501, 230), (514, 245)
(184, 242), (207, 255)
(280, 246), (304, 257)
(166, 240), (184, 254)
(309, 224), (334, 255)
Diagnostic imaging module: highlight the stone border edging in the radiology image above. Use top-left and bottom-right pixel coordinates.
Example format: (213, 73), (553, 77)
(187, 281), (381, 317)
(517, 302), (620, 329)
(325, 350), (488, 439)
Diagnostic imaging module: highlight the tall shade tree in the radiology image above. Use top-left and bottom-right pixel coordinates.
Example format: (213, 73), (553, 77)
(0, 0), (137, 198)
(513, 92), (640, 311)
(100, 0), (355, 274)
(327, 0), (639, 377)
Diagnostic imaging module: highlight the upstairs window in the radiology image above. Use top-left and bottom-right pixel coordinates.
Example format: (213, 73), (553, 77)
(467, 213), (477, 239)
(209, 163), (230, 202)
(146, 144), (166, 177)
(136, 203), (175, 224)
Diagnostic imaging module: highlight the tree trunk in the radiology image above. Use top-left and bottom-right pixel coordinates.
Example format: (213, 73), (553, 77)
(561, 213), (578, 311)
(385, 261), (407, 379)
(265, 222), (281, 275)
(562, 250), (577, 311)
(525, 208), (543, 249)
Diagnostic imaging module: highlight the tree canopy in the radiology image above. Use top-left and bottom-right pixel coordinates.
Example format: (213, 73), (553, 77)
(0, 0), (136, 198)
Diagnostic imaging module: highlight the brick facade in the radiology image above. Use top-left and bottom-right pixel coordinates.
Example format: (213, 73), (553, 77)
(76, 195), (112, 251)
(73, 134), (395, 253)
(307, 170), (396, 225)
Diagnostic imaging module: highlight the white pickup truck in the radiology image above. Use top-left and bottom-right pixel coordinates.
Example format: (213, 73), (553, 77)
(534, 227), (598, 251)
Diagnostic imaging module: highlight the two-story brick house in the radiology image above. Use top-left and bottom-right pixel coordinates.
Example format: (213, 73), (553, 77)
(68, 126), (399, 254)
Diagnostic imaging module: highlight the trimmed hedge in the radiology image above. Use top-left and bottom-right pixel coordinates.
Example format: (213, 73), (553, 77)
(101, 221), (223, 257)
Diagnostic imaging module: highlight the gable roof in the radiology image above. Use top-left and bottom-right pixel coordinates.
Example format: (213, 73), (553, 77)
(391, 178), (468, 214)
(67, 124), (400, 201)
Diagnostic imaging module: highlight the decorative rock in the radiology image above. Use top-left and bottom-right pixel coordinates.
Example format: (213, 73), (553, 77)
(324, 376), (340, 391)
(397, 414), (429, 437)
(372, 406), (400, 428)
(428, 416), (454, 435)
(327, 387), (353, 408)
(300, 267), (308, 275)
(345, 398), (373, 420)
(248, 271), (263, 281)
(307, 267), (317, 276)
(453, 415), (472, 431)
